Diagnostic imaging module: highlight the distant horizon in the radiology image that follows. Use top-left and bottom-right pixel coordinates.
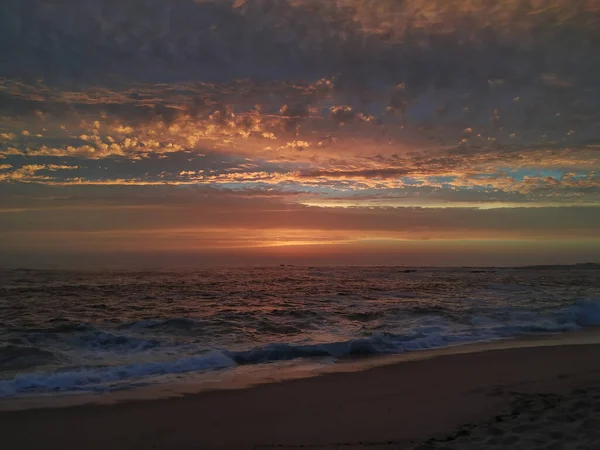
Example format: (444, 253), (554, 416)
(2, 260), (598, 272)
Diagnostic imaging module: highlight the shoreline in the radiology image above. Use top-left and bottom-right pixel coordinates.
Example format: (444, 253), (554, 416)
(2, 328), (600, 412)
(2, 332), (600, 449)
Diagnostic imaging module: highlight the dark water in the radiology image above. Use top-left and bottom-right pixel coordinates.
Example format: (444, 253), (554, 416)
(1, 266), (599, 397)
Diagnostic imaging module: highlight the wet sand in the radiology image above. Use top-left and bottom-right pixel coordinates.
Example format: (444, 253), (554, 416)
(2, 338), (600, 449)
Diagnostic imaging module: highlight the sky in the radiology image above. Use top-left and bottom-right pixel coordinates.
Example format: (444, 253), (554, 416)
(0, 0), (599, 268)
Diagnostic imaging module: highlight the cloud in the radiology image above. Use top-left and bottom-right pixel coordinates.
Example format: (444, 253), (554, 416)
(1, 143), (599, 206)
(0, 1), (599, 264)
(2, 0), (598, 83)
(0, 164), (79, 182)
(0, 181), (598, 237)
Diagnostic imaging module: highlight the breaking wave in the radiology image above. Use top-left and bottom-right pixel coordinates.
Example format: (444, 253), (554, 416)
(0, 351), (235, 397)
(0, 345), (57, 372)
(1, 298), (599, 398)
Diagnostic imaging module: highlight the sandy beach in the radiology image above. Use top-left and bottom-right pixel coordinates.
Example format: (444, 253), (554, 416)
(2, 335), (600, 450)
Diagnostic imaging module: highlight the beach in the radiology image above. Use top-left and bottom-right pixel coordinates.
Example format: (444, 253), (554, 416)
(2, 334), (600, 450)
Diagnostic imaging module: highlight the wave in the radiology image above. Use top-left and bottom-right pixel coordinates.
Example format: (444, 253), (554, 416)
(24, 323), (162, 353)
(0, 332), (478, 397)
(30, 319), (207, 335)
(119, 317), (210, 332)
(33, 323), (96, 334)
(73, 330), (161, 352)
(0, 345), (57, 372)
(1, 299), (599, 398)
(227, 332), (479, 365)
(0, 351), (235, 398)
(120, 315), (304, 336)
(227, 298), (600, 364)
(561, 298), (600, 327)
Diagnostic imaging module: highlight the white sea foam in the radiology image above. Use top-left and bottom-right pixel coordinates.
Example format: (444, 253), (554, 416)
(0, 351), (235, 397)
(2, 298), (600, 398)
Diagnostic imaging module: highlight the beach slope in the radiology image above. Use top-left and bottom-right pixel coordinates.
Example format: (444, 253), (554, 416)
(2, 341), (600, 449)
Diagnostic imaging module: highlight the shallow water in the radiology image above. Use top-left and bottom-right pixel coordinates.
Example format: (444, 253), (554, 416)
(1, 266), (599, 397)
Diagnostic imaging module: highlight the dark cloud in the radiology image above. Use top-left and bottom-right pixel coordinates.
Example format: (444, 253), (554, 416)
(0, 181), (598, 237)
(1, 0), (598, 84)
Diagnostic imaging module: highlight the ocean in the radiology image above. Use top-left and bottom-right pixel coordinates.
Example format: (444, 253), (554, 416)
(1, 266), (599, 398)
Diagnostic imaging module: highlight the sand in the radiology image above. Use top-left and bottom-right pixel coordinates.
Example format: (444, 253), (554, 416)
(2, 338), (600, 449)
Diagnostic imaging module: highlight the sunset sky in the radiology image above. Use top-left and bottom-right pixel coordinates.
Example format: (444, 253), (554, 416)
(1, 0), (599, 267)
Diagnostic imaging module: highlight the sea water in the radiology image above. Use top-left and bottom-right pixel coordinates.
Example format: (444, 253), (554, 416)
(1, 266), (599, 398)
